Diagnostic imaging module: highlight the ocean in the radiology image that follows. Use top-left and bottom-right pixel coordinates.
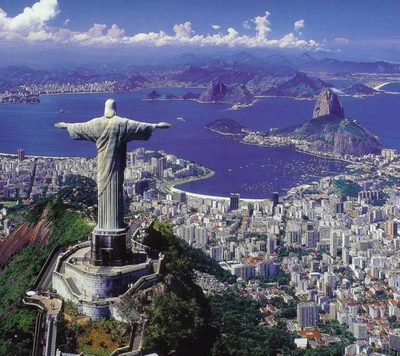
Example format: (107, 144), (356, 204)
(1, 86), (399, 198)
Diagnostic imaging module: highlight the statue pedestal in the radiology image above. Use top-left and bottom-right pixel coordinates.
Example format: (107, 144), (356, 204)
(90, 226), (132, 266)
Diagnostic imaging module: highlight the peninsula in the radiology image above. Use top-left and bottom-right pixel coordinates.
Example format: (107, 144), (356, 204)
(208, 88), (383, 160)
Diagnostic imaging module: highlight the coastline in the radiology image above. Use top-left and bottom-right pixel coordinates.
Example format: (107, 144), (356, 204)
(294, 148), (352, 163)
(166, 169), (271, 202)
(170, 187), (270, 203)
(0, 152), (94, 160)
(205, 128), (245, 137)
(41, 91), (115, 96)
(240, 139), (354, 163)
(0, 90), (370, 202)
(0, 149), (270, 201)
(2, 150), (257, 201)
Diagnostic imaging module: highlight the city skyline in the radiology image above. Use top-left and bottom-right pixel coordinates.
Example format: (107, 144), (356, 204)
(1, 0), (400, 67)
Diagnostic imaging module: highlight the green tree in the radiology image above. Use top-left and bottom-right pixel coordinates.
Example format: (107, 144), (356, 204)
(144, 292), (205, 355)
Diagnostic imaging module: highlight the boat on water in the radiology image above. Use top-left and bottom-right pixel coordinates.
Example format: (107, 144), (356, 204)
(176, 117), (185, 121)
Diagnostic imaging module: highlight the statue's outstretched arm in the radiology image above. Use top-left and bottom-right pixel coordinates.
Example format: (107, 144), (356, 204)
(156, 122), (172, 129)
(54, 122), (68, 129)
(55, 119), (98, 142)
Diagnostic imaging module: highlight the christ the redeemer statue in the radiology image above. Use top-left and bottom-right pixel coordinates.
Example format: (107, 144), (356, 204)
(55, 99), (170, 265)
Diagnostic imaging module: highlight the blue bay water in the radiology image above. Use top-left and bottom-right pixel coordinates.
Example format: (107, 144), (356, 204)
(1, 87), (400, 198)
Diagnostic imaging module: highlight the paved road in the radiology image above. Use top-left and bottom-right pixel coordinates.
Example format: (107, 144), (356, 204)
(44, 314), (58, 356)
(36, 250), (62, 291)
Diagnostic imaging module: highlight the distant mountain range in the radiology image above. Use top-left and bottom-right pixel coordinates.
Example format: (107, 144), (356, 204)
(169, 51), (400, 74)
(143, 82), (256, 105)
(0, 51), (397, 98)
(251, 72), (333, 99)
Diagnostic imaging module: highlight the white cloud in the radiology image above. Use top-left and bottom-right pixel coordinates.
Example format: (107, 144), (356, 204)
(63, 18), (70, 26)
(87, 23), (106, 38)
(294, 19), (305, 32)
(173, 21), (193, 38)
(107, 24), (125, 39)
(242, 21), (251, 30)
(334, 37), (350, 45)
(27, 29), (54, 41)
(1, 0), (59, 34)
(0, 4), (325, 51)
(253, 11), (271, 39)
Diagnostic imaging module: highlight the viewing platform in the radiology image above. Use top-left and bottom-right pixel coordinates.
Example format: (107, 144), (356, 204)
(52, 240), (163, 321)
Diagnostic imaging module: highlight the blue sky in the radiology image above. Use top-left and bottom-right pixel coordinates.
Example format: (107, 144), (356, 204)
(1, 0), (400, 66)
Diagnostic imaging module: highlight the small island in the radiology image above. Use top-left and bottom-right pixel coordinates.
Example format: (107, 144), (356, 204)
(205, 119), (247, 136)
(143, 90), (179, 101)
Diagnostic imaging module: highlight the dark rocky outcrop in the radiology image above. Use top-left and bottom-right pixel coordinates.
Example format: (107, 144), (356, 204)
(199, 81), (228, 102)
(274, 88), (383, 156)
(143, 90), (178, 100)
(341, 84), (377, 96)
(289, 115), (382, 156)
(312, 88), (344, 119)
(143, 89), (161, 100)
(198, 81), (255, 105)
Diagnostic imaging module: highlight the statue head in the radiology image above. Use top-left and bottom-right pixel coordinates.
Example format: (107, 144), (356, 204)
(104, 99), (117, 118)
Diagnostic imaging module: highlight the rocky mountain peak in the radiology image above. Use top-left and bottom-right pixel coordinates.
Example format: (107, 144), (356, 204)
(312, 88), (344, 119)
(214, 81), (227, 95)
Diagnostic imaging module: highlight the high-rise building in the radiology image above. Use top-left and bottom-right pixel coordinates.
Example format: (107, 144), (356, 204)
(172, 191), (187, 203)
(157, 157), (167, 177)
(230, 193), (240, 211)
(335, 202), (344, 214)
(272, 191), (279, 207)
(324, 271), (337, 289)
(329, 302), (337, 320)
(330, 230), (339, 258)
(17, 148), (25, 161)
(268, 236), (276, 254)
(352, 323), (368, 340)
(343, 247), (350, 267)
(382, 148), (397, 159)
(231, 263), (255, 279)
(386, 220), (398, 238)
(210, 245), (225, 262)
(297, 302), (320, 328)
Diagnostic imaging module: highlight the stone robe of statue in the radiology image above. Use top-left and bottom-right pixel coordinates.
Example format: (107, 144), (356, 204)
(55, 99), (170, 231)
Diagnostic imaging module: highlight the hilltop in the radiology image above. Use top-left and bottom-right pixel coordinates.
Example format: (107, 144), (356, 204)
(276, 89), (383, 156)
(255, 72), (333, 99)
(340, 83), (378, 96)
(198, 81), (255, 105)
